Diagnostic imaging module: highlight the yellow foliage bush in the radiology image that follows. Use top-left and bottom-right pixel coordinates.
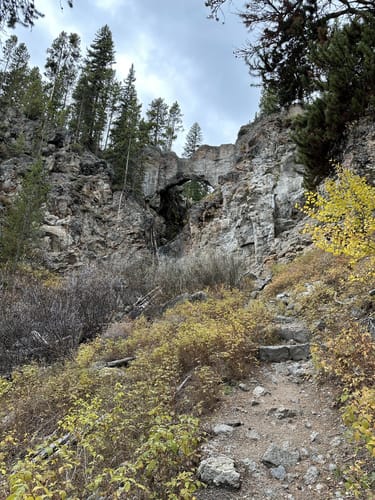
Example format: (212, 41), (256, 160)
(343, 387), (375, 458)
(296, 171), (375, 497)
(312, 325), (375, 391)
(0, 288), (272, 498)
(301, 166), (375, 281)
(341, 387), (375, 498)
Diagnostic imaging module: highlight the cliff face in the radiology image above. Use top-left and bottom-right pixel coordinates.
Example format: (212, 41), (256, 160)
(167, 114), (309, 269)
(0, 125), (165, 271)
(0, 111), (373, 273)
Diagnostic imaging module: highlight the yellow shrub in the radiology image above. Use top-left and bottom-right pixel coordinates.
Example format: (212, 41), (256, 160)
(312, 326), (375, 391)
(1, 288), (269, 498)
(343, 387), (375, 458)
(301, 166), (375, 281)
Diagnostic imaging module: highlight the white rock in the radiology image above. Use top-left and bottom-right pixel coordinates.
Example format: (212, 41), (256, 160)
(246, 429), (261, 440)
(330, 436), (342, 447)
(253, 385), (268, 397)
(197, 455), (241, 489)
(213, 424), (234, 435)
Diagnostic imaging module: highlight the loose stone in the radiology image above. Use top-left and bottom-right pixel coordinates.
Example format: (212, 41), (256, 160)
(197, 455), (241, 489)
(262, 444), (300, 468)
(304, 465), (320, 485)
(238, 382), (250, 392)
(270, 465), (287, 480)
(213, 424), (234, 435)
(246, 429), (261, 440)
(253, 385), (269, 397)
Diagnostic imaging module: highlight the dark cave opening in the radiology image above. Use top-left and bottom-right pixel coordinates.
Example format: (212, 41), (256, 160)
(158, 179), (212, 241)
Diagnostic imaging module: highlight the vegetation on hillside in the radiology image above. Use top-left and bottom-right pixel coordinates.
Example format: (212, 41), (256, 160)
(0, 2), (374, 497)
(0, 166), (374, 498)
(0, 158), (49, 268)
(0, 288), (275, 498)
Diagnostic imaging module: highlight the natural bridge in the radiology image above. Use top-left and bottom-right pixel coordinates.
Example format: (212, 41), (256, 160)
(141, 143), (236, 199)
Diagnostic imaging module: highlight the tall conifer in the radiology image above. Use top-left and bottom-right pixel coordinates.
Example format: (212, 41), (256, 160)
(71, 25), (115, 153)
(45, 31), (81, 126)
(108, 64), (143, 191)
(146, 97), (169, 148)
(0, 41), (30, 106)
(183, 122), (203, 158)
(165, 101), (183, 151)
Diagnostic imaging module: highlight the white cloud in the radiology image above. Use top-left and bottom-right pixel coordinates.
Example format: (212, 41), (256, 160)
(94, 0), (125, 10)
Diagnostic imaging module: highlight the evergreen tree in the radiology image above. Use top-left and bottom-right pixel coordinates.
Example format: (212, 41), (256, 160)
(0, 34), (18, 91)
(108, 64), (144, 191)
(70, 25), (115, 153)
(22, 66), (46, 120)
(182, 180), (209, 202)
(44, 31), (81, 126)
(0, 158), (49, 266)
(259, 86), (281, 116)
(165, 101), (183, 151)
(294, 16), (375, 186)
(206, 0), (375, 107)
(0, 40), (30, 106)
(103, 79), (122, 150)
(146, 97), (169, 148)
(183, 122), (203, 158)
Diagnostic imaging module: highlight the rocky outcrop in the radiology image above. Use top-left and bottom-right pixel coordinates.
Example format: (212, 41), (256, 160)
(40, 159), (164, 271)
(0, 135), (165, 271)
(341, 115), (375, 182)
(162, 114), (310, 269)
(2, 110), (374, 273)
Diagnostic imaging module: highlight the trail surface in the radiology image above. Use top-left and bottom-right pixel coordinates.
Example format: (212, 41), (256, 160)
(197, 359), (354, 499)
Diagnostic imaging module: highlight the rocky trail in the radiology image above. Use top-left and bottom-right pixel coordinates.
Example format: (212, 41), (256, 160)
(196, 318), (356, 500)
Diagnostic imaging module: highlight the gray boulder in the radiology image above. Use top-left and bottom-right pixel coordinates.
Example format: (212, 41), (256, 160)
(197, 455), (241, 489)
(262, 444), (300, 468)
(304, 465), (320, 485)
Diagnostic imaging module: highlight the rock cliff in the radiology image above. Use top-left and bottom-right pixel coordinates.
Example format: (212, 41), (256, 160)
(160, 114), (309, 269)
(0, 110), (374, 273)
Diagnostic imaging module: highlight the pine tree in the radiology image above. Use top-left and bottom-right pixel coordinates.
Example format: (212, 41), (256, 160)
(294, 16), (375, 186)
(0, 34), (18, 91)
(103, 79), (122, 150)
(146, 97), (169, 148)
(0, 1), (73, 29)
(22, 66), (46, 120)
(44, 31), (81, 126)
(259, 86), (281, 116)
(108, 64), (143, 191)
(183, 122), (203, 158)
(165, 101), (183, 151)
(0, 40), (30, 107)
(0, 158), (49, 266)
(70, 25), (115, 153)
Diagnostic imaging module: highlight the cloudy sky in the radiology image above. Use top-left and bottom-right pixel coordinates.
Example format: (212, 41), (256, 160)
(10, 0), (260, 155)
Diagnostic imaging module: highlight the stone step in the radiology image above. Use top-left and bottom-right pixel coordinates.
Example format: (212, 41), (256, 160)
(275, 325), (310, 343)
(259, 344), (310, 362)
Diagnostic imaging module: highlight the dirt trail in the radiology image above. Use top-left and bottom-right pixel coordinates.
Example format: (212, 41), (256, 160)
(197, 359), (354, 500)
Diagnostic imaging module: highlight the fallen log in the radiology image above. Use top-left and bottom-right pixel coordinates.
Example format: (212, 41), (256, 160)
(106, 356), (136, 368)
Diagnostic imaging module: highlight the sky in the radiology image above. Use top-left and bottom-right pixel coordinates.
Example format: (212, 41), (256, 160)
(9, 0), (260, 155)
